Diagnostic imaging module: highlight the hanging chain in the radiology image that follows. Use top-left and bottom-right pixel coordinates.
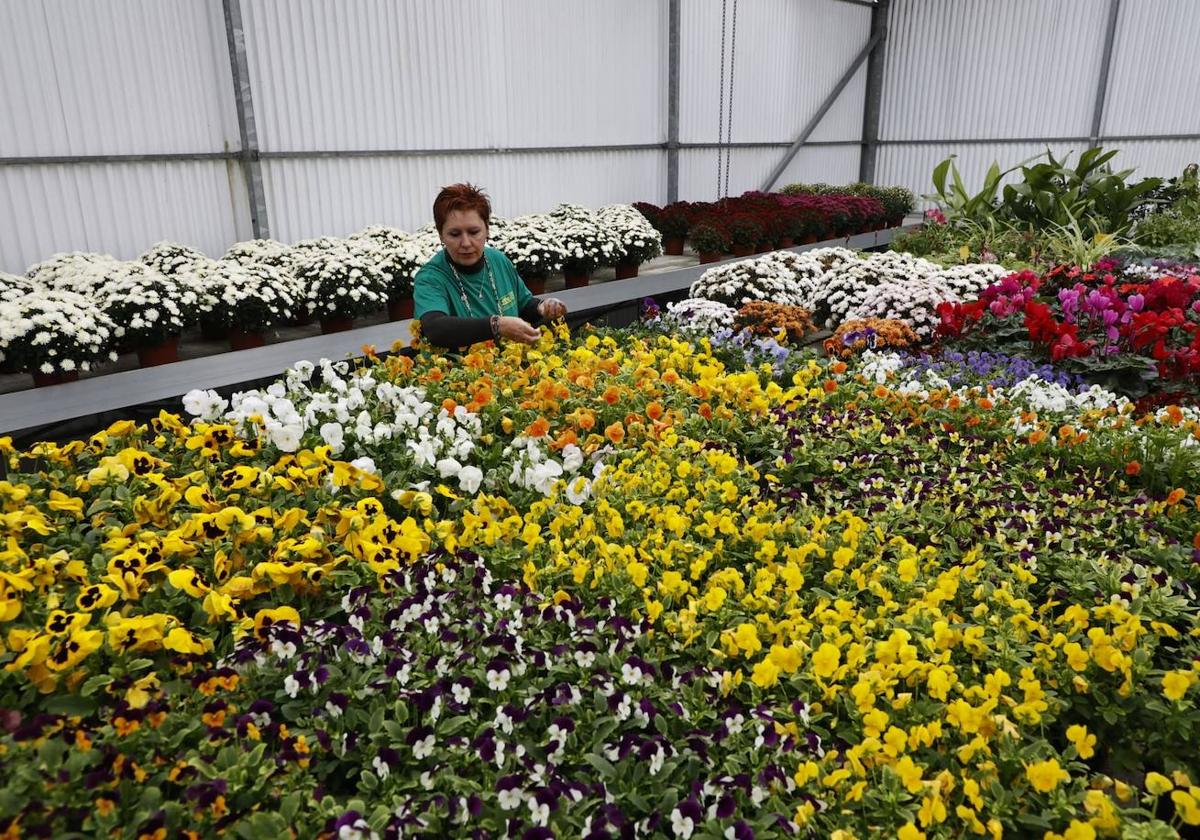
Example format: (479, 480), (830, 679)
(717, 0), (728, 199)
(724, 0), (738, 199)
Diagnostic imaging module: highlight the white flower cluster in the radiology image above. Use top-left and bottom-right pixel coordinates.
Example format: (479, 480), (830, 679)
(196, 260), (303, 331)
(348, 225), (410, 250)
(488, 214), (566, 276)
(293, 240), (390, 319)
(689, 248), (1003, 337)
(0, 272), (35, 304)
(140, 241), (210, 278)
(504, 436), (593, 502)
(85, 260), (198, 345)
(659, 299), (739, 336)
(689, 257), (807, 308)
(222, 238), (297, 271)
(0, 288), (119, 374)
(550, 204), (620, 272)
(185, 358), (491, 496)
(596, 204), (663, 265)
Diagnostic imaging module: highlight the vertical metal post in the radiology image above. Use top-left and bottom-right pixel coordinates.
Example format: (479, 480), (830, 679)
(222, 0), (270, 239)
(666, 0), (681, 204)
(760, 29), (883, 192)
(858, 0), (890, 184)
(1089, 0), (1122, 149)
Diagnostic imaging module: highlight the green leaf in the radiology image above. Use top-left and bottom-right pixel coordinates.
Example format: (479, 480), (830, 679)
(80, 674), (114, 696)
(44, 694), (98, 717)
(584, 754), (617, 779)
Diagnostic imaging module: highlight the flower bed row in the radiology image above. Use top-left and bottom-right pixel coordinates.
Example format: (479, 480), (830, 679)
(0, 203), (661, 387)
(1, 319), (1199, 837)
(634, 188), (911, 261)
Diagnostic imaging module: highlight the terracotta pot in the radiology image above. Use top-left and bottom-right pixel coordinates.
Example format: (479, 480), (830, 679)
(698, 251), (722, 264)
(201, 321), (228, 342)
(291, 312), (316, 327)
(32, 370), (80, 388)
(889, 216), (904, 227)
(521, 274), (547, 295)
(663, 237), (685, 256)
(778, 236), (795, 248)
(801, 233), (820, 245)
(137, 335), (180, 368)
(563, 270), (592, 289)
(388, 297), (415, 321)
(321, 316), (355, 334)
(614, 262), (639, 280)
(229, 329), (266, 351)
(731, 245), (755, 258)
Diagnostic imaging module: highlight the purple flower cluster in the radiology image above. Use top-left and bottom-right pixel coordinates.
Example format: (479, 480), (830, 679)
(894, 349), (1088, 392)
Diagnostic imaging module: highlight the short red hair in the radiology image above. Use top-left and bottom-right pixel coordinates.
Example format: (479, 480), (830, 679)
(433, 183), (491, 233)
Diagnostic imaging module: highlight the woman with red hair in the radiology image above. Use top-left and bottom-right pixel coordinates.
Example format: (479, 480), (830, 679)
(414, 183), (567, 351)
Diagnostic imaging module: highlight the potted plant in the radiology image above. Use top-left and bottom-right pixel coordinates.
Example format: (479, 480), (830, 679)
(200, 261), (301, 350)
(688, 222), (730, 264)
(727, 215), (764, 257)
(551, 205), (617, 288)
(490, 214), (566, 295)
(294, 241), (389, 333)
(0, 288), (118, 386)
(598, 204), (663, 279)
(349, 224), (410, 251)
(90, 261), (197, 367)
(657, 207), (690, 255)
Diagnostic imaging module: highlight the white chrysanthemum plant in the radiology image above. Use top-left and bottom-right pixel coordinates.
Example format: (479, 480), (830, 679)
(550, 204), (618, 274)
(372, 239), (430, 303)
(0, 272), (37, 304)
(689, 256), (807, 309)
(597, 204), (663, 266)
(758, 251), (833, 311)
(25, 252), (120, 296)
(86, 261), (198, 349)
(140, 241), (210, 277)
(0, 289), (118, 377)
(843, 278), (957, 340)
(489, 214), (566, 278)
(200, 260), (301, 333)
(223, 238), (297, 271)
(294, 240), (390, 321)
(349, 225), (410, 251)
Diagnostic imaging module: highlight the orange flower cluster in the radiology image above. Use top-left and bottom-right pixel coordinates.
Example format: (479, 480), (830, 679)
(734, 301), (816, 343)
(823, 318), (921, 359)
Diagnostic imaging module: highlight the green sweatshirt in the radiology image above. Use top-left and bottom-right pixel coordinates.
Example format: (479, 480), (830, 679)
(413, 246), (533, 319)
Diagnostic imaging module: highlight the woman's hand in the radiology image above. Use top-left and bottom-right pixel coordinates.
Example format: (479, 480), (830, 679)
(498, 316), (542, 344)
(537, 298), (568, 321)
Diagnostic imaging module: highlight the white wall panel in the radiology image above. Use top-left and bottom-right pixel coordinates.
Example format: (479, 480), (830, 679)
(677, 145), (860, 202)
(680, 0), (869, 145)
(875, 142), (1090, 210)
(242, 0), (664, 152)
(1109, 141), (1200, 182)
(261, 151), (665, 244)
(0, 161), (251, 274)
(1102, 0), (1200, 137)
(880, 0), (1107, 142)
(0, 0), (239, 156)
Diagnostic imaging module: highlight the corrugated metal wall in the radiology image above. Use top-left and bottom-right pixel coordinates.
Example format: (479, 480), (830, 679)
(0, 0), (245, 272)
(3, 0), (1198, 274)
(874, 0), (1200, 206)
(677, 0), (869, 199)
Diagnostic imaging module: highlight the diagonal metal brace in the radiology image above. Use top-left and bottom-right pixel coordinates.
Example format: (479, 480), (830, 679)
(760, 28), (885, 192)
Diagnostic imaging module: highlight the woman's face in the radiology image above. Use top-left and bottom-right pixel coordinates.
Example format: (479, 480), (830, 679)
(440, 209), (488, 265)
